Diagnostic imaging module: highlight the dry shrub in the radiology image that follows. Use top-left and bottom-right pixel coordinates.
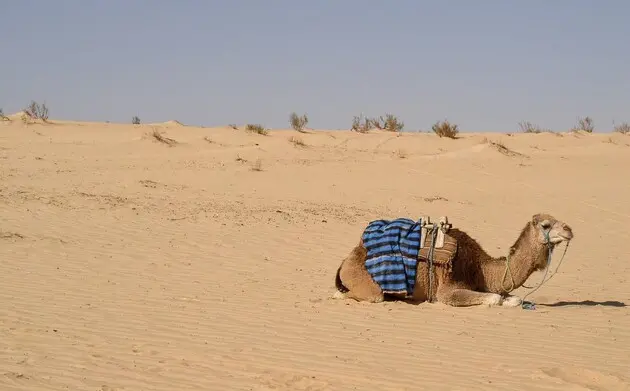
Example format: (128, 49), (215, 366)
(518, 121), (551, 134)
(572, 116), (594, 133)
(394, 149), (407, 159)
(289, 136), (307, 147)
(150, 128), (177, 146)
(289, 112), (309, 132)
(132, 116), (141, 125)
(351, 114), (372, 133)
(613, 122), (630, 134)
(485, 139), (527, 158)
(21, 112), (33, 124)
(0, 108), (9, 122)
(245, 124), (268, 135)
(228, 124), (238, 130)
(25, 100), (49, 121)
(372, 114), (404, 132)
(432, 120), (459, 138)
(352, 113), (404, 133)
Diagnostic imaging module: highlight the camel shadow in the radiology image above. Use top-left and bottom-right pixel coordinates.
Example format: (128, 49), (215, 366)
(538, 300), (626, 308)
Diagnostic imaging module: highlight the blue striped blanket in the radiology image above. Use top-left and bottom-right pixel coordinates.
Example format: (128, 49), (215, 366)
(362, 218), (423, 296)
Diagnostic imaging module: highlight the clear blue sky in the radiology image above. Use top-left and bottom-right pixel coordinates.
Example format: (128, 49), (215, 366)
(1, 1), (628, 132)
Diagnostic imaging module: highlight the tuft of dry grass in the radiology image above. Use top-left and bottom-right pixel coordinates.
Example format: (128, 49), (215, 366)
(484, 139), (527, 158)
(432, 120), (459, 138)
(250, 159), (263, 171)
(0, 108), (7, 121)
(21, 112), (33, 124)
(394, 149), (407, 159)
(1, 231), (25, 240)
(603, 137), (617, 145)
(424, 196), (448, 203)
(132, 116), (141, 125)
(518, 121), (551, 134)
(371, 114), (404, 132)
(289, 112), (309, 132)
(150, 128), (177, 146)
(228, 124), (238, 130)
(613, 122), (630, 134)
(245, 124), (268, 135)
(571, 116), (594, 133)
(235, 154), (247, 163)
(288, 136), (307, 147)
(351, 114), (372, 133)
(352, 113), (404, 133)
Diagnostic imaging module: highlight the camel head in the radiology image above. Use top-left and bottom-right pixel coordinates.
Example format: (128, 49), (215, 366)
(530, 213), (573, 246)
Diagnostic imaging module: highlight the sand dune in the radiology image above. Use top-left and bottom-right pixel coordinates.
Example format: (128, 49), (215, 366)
(1, 118), (629, 390)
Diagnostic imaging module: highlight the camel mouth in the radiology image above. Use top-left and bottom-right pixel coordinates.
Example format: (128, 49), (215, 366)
(551, 234), (572, 244)
(559, 232), (573, 241)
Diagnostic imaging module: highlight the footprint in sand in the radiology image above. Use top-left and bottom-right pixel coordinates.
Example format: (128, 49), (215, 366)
(541, 367), (630, 391)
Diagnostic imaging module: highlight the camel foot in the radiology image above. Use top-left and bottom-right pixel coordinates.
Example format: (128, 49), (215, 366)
(332, 290), (347, 300)
(482, 293), (503, 306)
(501, 295), (523, 308)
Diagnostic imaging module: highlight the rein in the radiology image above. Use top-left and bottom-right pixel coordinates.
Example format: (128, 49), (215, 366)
(500, 229), (571, 310)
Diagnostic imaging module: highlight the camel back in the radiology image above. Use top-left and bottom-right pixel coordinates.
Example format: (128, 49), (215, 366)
(361, 215), (458, 297)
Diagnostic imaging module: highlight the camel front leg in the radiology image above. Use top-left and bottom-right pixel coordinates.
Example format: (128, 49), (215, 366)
(500, 294), (522, 307)
(436, 284), (503, 307)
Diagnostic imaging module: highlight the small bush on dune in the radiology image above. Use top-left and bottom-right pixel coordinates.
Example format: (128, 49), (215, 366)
(288, 136), (307, 147)
(371, 114), (404, 132)
(25, 100), (49, 121)
(518, 121), (550, 134)
(132, 116), (141, 125)
(613, 122), (630, 134)
(0, 108), (8, 121)
(351, 114), (371, 133)
(289, 112), (309, 132)
(245, 123), (268, 135)
(351, 113), (404, 133)
(432, 120), (459, 138)
(571, 116), (594, 133)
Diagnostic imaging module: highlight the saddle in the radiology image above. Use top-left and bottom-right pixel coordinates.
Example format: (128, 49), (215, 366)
(417, 215), (457, 272)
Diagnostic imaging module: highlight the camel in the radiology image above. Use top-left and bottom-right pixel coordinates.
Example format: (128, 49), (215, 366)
(333, 213), (573, 307)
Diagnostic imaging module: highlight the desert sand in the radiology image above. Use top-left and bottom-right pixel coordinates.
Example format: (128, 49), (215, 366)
(1, 116), (629, 391)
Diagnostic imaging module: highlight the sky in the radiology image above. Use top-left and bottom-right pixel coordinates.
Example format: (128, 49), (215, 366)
(1, 0), (628, 132)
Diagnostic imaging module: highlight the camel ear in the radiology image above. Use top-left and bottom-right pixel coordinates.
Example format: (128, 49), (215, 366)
(531, 214), (541, 225)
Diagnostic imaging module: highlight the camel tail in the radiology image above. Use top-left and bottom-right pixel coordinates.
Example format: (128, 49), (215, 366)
(335, 266), (349, 293)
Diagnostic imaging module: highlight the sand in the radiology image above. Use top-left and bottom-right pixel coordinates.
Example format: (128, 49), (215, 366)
(1, 117), (629, 391)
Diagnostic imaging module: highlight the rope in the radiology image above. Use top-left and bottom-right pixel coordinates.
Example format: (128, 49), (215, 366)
(426, 226), (438, 302)
(501, 252), (516, 293)
(521, 240), (570, 310)
(499, 229), (571, 310)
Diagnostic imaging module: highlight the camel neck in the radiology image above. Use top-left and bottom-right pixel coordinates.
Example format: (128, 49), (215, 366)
(482, 230), (550, 294)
